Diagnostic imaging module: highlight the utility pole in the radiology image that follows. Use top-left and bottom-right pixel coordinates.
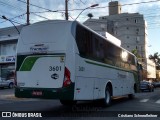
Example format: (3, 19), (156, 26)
(65, 0), (68, 20)
(27, 0), (30, 25)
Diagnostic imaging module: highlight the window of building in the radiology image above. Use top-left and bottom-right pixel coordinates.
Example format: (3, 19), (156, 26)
(112, 28), (114, 33)
(126, 18), (129, 21)
(126, 27), (129, 30)
(0, 43), (16, 55)
(114, 31), (117, 35)
(136, 28), (139, 35)
(135, 19), (138, 23)
(136, 36), (140, 43)
(114, 22), (118, 27)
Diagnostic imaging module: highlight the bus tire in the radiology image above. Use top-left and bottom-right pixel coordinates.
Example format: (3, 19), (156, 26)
(60, 100), (77, 106)
(134, 84), (137, 93)
(128, 94), (135, 99)
(9, 83), (14, 89)
(102, 86), (111, 107)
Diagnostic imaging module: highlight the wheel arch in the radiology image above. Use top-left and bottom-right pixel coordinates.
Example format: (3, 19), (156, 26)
(134, 83), (138, 93)
(106, 81), (113, 96)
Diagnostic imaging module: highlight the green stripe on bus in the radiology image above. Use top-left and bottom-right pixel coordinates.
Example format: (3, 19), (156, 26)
(18, 55), (65, 71)
(19, 56), (40, 71)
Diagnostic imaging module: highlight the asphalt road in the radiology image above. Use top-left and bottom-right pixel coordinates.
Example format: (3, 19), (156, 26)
(0, 88), (160, 120)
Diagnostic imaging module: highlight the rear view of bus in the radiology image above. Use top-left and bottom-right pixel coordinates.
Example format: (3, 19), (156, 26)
(15, 20), (76, 104)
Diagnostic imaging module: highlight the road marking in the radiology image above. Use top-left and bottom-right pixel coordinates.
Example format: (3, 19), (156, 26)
(155, 99), (160, 104)
(140, 99), (149, 102)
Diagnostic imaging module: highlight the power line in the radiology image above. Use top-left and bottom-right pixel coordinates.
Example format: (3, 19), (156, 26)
(1, 0), (160, 27)
(5, 0), (26, 11)
(79, 0), (86, 5)
(30, 0), (160, 13)
(2, 17), (22, 25)
(15, 0), (160, 16)
(0, 13), (26, 24)
(67, 0), (160, 11)
(30, 11), (64, 14)
(31, 13), (50, 20)
(93, 0), (160, 9)
(17, 0), (58, 12)
(4, 0), (160, 14)
(0, 0), (24, 12)
(16, 0), (160, 23)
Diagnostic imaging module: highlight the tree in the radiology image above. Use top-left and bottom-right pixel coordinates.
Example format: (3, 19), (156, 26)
(87, 13), (93, 19)
(149, 52), (160, 70)
(131, 49), (140, 58)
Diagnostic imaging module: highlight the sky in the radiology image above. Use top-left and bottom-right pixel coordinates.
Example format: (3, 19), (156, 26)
(0, 0), (160, 56)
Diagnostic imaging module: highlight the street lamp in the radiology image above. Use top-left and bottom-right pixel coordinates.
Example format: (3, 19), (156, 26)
(75, 4), (99, 20)
(2, 15), (20, 34)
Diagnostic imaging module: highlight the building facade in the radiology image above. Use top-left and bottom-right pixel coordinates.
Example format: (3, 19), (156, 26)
(156, 70), (160, 81)
(147, 59), (156, 80)
(109, 1), (122, 15)
(84, 1), (148, 62)
(83, 19), (113, 37)
(99, 13), (148, 62)
(84, 1), (153, 80)
(0, 26), (23, 80)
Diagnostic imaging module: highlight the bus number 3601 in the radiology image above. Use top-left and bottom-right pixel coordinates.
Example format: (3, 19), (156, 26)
(49, 66), (61, 71)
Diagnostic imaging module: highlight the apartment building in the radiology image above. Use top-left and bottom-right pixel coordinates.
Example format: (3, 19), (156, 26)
(84, 1), (152, 80)
(84, 1), (148, 62)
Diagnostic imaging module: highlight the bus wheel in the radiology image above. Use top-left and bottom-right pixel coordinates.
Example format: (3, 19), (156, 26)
(102, 87), (111, 107)
(60, 100), (77, 106)
(128, 94), (135, 99)
(9, 83), (14, 89)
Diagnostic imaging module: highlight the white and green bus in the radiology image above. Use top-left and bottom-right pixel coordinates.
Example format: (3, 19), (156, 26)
(15, 20), (139, 106)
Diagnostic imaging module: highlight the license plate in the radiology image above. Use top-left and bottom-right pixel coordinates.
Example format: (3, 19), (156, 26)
(32, 91), (43, 96)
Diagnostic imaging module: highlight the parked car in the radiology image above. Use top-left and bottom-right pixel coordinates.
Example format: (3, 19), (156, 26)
(152, 82), (160, 88)
(140, 81), (154, 92)
(0, 78), (14, 89)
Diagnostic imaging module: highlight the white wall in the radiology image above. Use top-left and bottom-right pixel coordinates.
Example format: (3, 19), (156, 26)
(147, 59), (156, 79)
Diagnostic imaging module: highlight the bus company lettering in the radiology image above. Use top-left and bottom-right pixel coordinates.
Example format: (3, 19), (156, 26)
(30, 46), (48, 53)
(117, 73), (127, 78)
